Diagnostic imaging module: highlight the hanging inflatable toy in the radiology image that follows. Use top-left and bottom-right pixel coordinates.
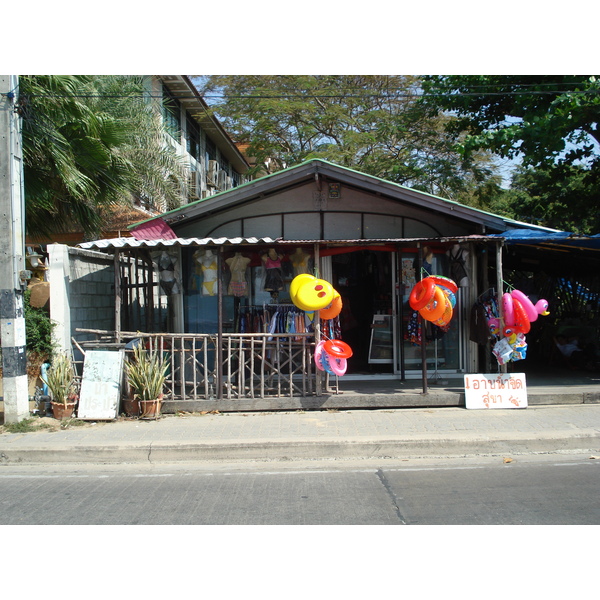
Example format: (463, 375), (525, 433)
(418, 286), (448, 322)
(325, 354), (348, 377)
(314, 340), (327, 372)
(511, 289), (550, 322)
(319, 292), (343, 321)
(291, 275), (335, 312)
(324, 339), (353, 359)
(429, 275), (458, 295)
(502, 292), (515, 327)
(409, 277), (437, 311)
(511, 298), (531, 334)
(320, 352), (336, 375)
(432, 289), (454, 327)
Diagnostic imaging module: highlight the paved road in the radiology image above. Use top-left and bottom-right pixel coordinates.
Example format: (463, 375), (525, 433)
(2, 454), (599, 525)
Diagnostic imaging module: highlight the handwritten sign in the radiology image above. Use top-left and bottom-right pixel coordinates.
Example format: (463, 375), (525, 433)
(78, 350), (125, 420)
(464, 373), (527, 409)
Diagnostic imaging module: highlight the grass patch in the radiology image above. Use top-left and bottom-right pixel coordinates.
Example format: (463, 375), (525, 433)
(1, 418), (53, 434)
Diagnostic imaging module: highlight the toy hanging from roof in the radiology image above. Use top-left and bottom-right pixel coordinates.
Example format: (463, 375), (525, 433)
(492, 287), (550, 365)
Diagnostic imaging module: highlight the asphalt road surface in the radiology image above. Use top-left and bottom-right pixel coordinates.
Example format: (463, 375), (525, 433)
(1, 454), (599, 525)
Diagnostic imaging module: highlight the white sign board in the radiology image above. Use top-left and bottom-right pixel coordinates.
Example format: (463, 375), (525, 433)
(78, 350), (125, 420)
(464, 373), (527, 409)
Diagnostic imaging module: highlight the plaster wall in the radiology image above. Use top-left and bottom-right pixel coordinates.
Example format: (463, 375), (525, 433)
(175, 181), (476, 240)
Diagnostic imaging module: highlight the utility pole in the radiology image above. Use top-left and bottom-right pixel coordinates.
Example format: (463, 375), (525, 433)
(1, 75), (29, 423)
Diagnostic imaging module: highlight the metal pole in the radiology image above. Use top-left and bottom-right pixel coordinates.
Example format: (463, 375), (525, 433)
(496, 239), (507, 373)
(0, 75), (29, 422)
(418, 244), (428, 394)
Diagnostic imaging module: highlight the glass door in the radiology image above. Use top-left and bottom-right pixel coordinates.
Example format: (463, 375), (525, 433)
(398, 250), (462, 376)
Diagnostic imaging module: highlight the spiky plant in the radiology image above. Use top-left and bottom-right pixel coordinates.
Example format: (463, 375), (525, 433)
(42, 352), (77, 406)
(125, 342), (169, 402)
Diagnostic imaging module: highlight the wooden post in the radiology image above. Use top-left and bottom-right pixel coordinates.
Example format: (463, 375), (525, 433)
(217, 247), (224, 400)
(114, 250), (122, 343)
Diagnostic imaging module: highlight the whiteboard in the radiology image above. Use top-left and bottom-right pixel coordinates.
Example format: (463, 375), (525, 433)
(78, 350), (125, 420)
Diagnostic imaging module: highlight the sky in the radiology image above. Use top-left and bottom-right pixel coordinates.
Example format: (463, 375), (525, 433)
(8, 3), (599, 75)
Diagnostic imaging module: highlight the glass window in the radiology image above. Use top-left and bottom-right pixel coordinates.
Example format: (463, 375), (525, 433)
(162, 87), (181, 141)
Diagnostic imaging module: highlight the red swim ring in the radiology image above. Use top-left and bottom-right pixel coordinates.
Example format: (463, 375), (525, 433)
(324, 339), (353, 359)
(409, 277), (436, 311)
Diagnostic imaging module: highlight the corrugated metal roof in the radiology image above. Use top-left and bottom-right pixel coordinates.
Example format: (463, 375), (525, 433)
(78, 234), (500, 252)
(78, 236), (280, 250)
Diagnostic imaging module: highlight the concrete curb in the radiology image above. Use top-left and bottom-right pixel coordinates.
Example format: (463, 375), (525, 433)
(2, 430), (600, 465)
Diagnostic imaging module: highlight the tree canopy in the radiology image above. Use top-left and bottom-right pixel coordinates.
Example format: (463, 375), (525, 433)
(420, 76), (600, 233)
(196, 75), (503, 206)
(19, 75), (187, 240)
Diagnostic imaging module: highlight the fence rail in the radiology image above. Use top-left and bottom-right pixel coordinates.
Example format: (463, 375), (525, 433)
(74, 329), (319, 402)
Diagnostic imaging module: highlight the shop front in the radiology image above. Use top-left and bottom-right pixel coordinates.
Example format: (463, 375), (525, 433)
(76, 159), (564, 410)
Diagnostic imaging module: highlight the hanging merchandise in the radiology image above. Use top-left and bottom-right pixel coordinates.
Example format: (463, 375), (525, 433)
(289, 274), (335, 312)
(293, 273), (352, 378)
(493, 288), (550, 366)
(408, 275), (458, 328)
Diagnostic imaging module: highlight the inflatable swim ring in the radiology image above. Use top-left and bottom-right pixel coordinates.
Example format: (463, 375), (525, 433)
(319, 292), (343, 320)
(324, 339), (353, 359)
(409, 277), (436, 311)
(419, 286), (447, 322)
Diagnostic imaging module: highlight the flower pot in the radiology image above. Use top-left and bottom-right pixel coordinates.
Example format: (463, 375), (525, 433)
(139, 395), (163, 420)
(51, 401), (77, 420)
(122, 396), (140, 418)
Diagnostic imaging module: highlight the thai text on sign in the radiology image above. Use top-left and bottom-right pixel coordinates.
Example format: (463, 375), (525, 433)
(464, 373), (527, 409)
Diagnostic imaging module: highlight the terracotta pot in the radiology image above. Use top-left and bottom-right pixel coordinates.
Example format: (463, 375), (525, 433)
(122, 397), (140, 417)
(139, 395), (163, 420)
(51, 401), (77, 420)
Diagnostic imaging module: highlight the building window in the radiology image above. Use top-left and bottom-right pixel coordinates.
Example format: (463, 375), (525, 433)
(186, 115), (201, 160)
(162, 86), (181, 141)
(205, 137), (216, 167)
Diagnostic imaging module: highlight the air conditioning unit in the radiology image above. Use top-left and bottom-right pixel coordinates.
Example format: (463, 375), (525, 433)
(207, 160), (219, 186)
(187, 171), (199, 199)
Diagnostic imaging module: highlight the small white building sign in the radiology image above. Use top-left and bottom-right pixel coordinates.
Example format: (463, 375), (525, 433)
(78, 350), (125, 420)
(464, 373), (527, 409)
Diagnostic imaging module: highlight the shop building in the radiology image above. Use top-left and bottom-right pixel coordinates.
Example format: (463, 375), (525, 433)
(73, 159), (578, 411)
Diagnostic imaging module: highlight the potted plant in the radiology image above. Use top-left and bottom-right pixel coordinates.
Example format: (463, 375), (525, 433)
(42, 352), (78, 420)
(125, 342), (169, 419)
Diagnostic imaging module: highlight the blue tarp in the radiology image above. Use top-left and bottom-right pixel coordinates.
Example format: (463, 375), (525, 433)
(490, 229), (600, 250)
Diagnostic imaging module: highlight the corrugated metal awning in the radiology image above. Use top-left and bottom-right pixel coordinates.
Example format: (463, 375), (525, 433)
(78, 236), (281, 251)
(78, 234), (501, 252)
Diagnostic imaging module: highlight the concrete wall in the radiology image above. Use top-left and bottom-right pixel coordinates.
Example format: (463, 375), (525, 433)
(48, 244), (115, 353)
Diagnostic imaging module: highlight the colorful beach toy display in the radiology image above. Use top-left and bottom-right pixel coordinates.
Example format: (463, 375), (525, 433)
(409, 275), (458, 328)
(290, 274), (352, 377)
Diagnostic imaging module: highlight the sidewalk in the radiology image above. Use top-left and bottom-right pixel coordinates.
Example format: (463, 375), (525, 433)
(2, 403), (600, 465)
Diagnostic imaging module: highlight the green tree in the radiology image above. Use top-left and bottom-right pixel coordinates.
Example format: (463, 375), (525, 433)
(420, 75), (600, 233)
(196, 75), (503, 204)
(19, 75), (188, 240)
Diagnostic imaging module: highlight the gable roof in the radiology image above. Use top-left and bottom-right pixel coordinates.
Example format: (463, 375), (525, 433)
(130, 159), (559, 236)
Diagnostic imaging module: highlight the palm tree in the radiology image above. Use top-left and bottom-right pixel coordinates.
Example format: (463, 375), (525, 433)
(19, 75), (188, 240)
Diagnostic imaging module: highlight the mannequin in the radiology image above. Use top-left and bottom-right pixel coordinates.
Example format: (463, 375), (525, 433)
(262, 248), (284, 297)
(446, 244), (469, 286)
(226, 252), (251, 297)
(195, 249), (218, 296)
(290, 247), (311, 276)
